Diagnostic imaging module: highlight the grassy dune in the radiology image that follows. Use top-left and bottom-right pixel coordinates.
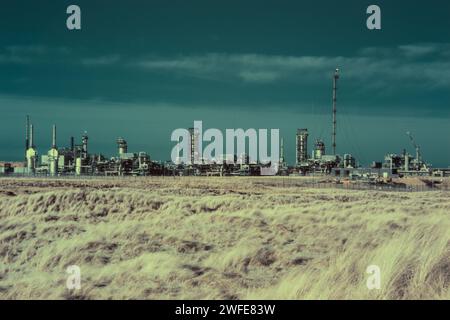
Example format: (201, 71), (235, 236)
(0, 177), (449, 299)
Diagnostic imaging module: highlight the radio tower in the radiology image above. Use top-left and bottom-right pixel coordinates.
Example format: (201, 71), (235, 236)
(332, 68), (339, 155)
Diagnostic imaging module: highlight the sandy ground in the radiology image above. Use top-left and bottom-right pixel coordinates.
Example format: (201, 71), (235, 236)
(0, 177), (449, 299)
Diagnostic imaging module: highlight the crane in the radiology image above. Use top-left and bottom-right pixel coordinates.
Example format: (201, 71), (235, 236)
(406, 131), (424, 168)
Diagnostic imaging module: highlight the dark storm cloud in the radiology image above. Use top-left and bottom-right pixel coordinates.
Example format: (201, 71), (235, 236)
(0, 0), (449, 165)
(2, 42), (450, 118)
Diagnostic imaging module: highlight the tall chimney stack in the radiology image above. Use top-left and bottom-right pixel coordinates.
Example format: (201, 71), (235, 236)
(332, 68), (339, 155)
(70, 136), (74, 152)
(29, 124), (34, 148)
(25, 115), (30, 155)
(52, 125), (57, 149)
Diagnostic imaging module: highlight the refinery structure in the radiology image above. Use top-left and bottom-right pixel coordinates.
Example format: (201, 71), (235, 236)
(1, 69), (449, 179)
(16, 119), (163, 177)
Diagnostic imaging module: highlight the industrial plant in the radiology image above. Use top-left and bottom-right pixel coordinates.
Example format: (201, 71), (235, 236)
(1, 69), (449, 180)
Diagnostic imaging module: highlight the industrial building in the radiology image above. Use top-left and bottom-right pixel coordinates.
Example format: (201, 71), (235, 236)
(8, 117), (163, 177)
(1, 68), (449, 178)
(287, 69), (443, 178)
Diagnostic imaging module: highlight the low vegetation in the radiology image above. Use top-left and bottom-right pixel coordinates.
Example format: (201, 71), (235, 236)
(0, 177), (448, 299)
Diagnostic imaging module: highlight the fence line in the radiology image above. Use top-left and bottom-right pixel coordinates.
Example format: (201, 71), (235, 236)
(286, 181), (445, 192)
(1, 173), (448, 192)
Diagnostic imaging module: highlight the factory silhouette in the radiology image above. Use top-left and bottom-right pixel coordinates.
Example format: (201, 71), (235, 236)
(1, 69), (448, 179)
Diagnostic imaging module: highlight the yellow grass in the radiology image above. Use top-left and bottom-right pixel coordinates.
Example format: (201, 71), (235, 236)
(0, 177), (449, 299)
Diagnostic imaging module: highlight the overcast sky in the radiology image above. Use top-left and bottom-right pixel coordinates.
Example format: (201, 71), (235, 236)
(1, 0), (450, 166)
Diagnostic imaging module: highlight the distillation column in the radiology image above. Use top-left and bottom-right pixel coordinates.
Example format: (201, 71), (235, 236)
(26, 124), (37, 173)
(296, 129), (309, 165)
(48, 125), (59, 176)
(25, 115), (30, 160)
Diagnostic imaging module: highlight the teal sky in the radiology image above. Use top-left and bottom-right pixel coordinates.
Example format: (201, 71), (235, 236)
(1, 0), (450, 166)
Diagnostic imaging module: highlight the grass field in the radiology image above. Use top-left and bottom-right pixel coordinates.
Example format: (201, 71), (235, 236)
(0, 177), (449, 299)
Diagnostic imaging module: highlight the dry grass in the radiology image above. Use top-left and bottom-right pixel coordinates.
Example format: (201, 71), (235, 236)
(0, 176), (449, 300)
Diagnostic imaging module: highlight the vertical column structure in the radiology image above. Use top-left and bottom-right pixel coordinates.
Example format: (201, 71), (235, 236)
(25, 115), (30, 159)
(81, 132), (88, 160)
(188, 127), (200, 165)
(314, 139), (325, 159)
(26, 124), (37, 173)
(332, 68), (339, 155)
(117, 137), (128, 156)
(296, 129), (309, 165)
(29, 124), (34, 149)
(70, 137), (75, 152)
(52, 125), (57, 148)
(48, 125), (59, 176)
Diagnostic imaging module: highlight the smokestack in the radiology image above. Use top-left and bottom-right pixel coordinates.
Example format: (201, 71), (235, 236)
(25, 115), (30, 153)
(29, 124), (34, 148)
(70, 136), (74, 152)
(52, 125), (56, 149)
(332, 68), (339, 155)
